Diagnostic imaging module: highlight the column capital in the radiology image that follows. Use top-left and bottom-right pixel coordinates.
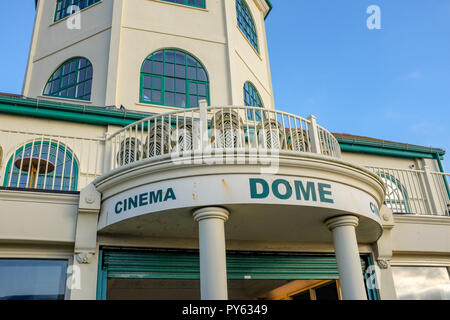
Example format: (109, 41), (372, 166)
(193, 207), (229, 223)
(325, 215), (359, 231)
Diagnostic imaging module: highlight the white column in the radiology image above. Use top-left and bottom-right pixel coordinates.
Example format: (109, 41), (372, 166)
(325, 215), (367, 300)
(193, 207), (229, 300)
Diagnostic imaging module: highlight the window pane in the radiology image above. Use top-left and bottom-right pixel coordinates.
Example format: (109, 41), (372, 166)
(44, 57), (93, 101)
(175, 52), (185, 64)
(152, 61), (163, 75)
(198, 69), (207, 82)
(176, 93), (186, 107)
(165, 78), (175, 92)
(176, 79), (186, 93)
(189, 82), (197, 94)
(165, 50), (175, 63)
(142, 89), (151, 101)
(54, 0), (101, 22)
(392, 267), (450, 300)
(198, 84), (206, 96)
(165, 63), (175, 76)
(152, 77), (162, 90)
(189, 95), (198, 108)
(0, 259), (68, 300)
(141, 49), (209, 108)
(142, 60), (152, 74)
(143, 76), (152, 88)
(165, 92), (175, 105)
(152, 90), (162, 103)
(187, 67), (196, 80)
(175, 65), (185, 78)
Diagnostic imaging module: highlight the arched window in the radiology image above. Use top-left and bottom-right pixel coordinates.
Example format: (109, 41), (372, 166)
(43, 57), (93, 101)
(236, 0), (259, 52)
(162, 0), (206, 9)
(54, 0), (101, 22)
(378, 174), (411, 213)
(140, 49), (209, 108)
(244, 81), (264, 121)
(3, 140), (78, 191)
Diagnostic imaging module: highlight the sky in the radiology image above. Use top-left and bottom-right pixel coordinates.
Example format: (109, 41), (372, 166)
(0, 1), (449, 168)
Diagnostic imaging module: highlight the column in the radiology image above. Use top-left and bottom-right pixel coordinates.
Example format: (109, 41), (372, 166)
(325, 215), (367, 300)
(193, 207), (229, 300)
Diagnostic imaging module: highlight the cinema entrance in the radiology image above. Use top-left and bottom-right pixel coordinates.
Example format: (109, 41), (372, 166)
(96, 248), (379, 300)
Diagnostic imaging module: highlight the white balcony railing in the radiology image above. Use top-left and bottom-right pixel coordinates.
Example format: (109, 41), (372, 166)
(105, 104), (342, 171)
(367, 166), (450, 216)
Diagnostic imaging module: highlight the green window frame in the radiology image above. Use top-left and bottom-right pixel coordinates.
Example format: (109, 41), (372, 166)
(54, 0), (101, 22)
(3, 140), (79, 192)
(162, 0), (206, 9)
(378, 173), (411, 213)
(140, 49), (210, 109)
(236, 0), (259, 52)
(244, 81), (264, 121)
(43, 57), (93, 101)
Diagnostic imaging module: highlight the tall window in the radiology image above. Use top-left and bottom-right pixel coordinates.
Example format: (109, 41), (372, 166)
(162, 0), (206, 9)
(3, 140), (78, 192)
(43, 57), (93, 101)
(54, 0), (101, 22)
(244, 81), (264, 121)
(236, 0), (259, 52)
(140, 49), (209, 108)
(379, 174), (411, 213)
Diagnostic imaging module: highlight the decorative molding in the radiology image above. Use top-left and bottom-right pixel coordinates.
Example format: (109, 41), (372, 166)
(377, 259), (390, 269)
(75, 252), (95, 264)
(0, 189), (79, 205)
(394, 215), (450, 226)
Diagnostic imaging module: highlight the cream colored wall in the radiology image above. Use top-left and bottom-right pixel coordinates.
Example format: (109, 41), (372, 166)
(23, 0), (274, 113)
(0, 190), (79, 244)
(23, 0), (113, 107)
(341, 152), (420, 170)
(226, 0), (274, 109)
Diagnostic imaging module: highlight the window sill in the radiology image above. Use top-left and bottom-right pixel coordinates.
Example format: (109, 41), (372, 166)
(149, 0), (208, 12)
(136, 102), (198, 111)
(49, 1), (103, 27)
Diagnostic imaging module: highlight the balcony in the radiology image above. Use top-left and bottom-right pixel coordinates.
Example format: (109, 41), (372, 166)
(367, 166), (450, 217)
(105, 103), (342, 173)
(1, 104), (448, 220)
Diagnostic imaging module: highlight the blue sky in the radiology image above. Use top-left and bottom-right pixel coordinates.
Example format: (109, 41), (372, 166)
(0, 1), (449, 168)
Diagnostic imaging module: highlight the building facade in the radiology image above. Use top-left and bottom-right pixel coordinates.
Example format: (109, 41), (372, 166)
(0, 0), (449, 300)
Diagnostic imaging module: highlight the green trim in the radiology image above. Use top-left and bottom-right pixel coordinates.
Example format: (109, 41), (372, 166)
(378, 173), (411, 213)
(140, 49), (210, 108)
(100, 249), (364, 281)
(162, 0), (206, 9)
(96, 250), (107, 300)
(336, 136), (445, 156)
(43, 57), (93, 101)
(264, 0), (273, 19)
(236, 0), (260, 53)
(0, 95), (149, 127)
(339, 144), (444, 159)
(435, 153), (450, 200)
(54, 0), (101, 22)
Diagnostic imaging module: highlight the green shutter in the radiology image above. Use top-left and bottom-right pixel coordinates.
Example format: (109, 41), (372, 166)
(101, 249), (365, 281)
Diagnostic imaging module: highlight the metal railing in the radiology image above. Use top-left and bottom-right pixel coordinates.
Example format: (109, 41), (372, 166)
(0, 129), (104, 191)
(367, 166), (450, 216)
(106, 104), (342, 171)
